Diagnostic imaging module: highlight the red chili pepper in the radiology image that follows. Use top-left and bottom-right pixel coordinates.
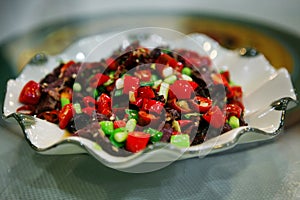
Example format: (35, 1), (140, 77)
(230, 86), (243, 99)
(16, 105), (36, 115)
(113, 120), (126, 129)
(82, 107), (96, 116)
(61, 87), (73, 101)
(156, 53), (183, 72)
(134, 69), (152, 82)
(220, 70), (230, 82)
(130, 97), (144, 108)
(211, 73), (230, 88)
(141, 99), (164, 114)
(83, 96), (96, 107)
(169, 99), (191, 114)
(169, 80), (193, 99)
(202, 106), (225, 129)
(123, 76), (140, 94)
(172, 131), (181, 135)
(177, 120), (193, 128)
(191, 96), (212, 113)
(226, 104), (242, 118)
(188, 81), (199, 91)
(137, 86), (155, 99)
(97, 93), (112, 116)
(89, 73), (110, 88)
(137, 111), (157, 126)
(125, 131), (151, 153)
(106, 57), (118, 70)
(19, 80), (41, 105)
(58, 103), (74, 129)
(37, 110), (59, 123)
(60, 61), (76, 74)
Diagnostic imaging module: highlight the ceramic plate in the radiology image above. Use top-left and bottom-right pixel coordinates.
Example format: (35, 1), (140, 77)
(2, 30), (297, 172)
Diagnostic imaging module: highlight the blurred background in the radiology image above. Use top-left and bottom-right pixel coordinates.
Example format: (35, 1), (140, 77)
(1, 1), (300, 199)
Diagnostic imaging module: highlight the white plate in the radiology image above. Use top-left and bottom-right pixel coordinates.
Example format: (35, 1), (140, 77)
(2, 28), (298, 172)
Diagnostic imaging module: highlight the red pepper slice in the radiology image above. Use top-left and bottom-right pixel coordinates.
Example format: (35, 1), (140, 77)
(220, 70), (230, 82)
(89, 73), (110, 88)
(123, 76), (140, 94)
(16, 105), (36, 115)
(226, 103), (242, 118)
(106, 57), (118, 70)
(137, 111), (157, 126)
(169, 99), (191, 114)
(60, 61), (76, 74)
(125, 131), (151, 153)
(169, 80), (194, 99)
(230, 86), (243, 99)
(202, 106), (225, 129)
(58, 103), (74, 129)
(191, 96), (212, 113)
(61, 87), (73, 101)
(141, 99), (164, 114)
(97, 93), (112, 115)
(113, 120), (126, 129)
(155, 53), (183, 72)
(137, 86), (155, 99)
(82, 106), (96, 116)
(38, 110), (59, 123)
(83, 96), (96, 107)
(19, 80), (41, 105)
(177, 120), (193, 128)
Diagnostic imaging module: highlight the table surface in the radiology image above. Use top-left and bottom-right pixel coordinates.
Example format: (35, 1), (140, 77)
(1, 1), (300, 199)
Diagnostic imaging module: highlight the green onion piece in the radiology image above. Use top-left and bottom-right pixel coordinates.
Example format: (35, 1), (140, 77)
(125, 119), (137, 132)
(144, 128), (163, 143)
(183, 113), (201, 119)
(103, 79), (114, 86)
(99, 121), (114, 135)
(60, 97), (70, 108)
(73, 103), (82, 114)
(114, 89), (123, 97)
(158, 82), (169, 102)
(140, 81), (154, 87)
(110, 127), (127, 146)
(113, 131), (128, 143)
(152, 79), (162, 89)
(229, 116), (240, 129)
(125, 109), (138, 120)
(164, 75), (177, 84)
(182, 67), (192, 76)
(151, 74), (158, 81)
(170, 134), (190, 148)
(93, 89), (99, 99)
(109, 71), (115, 79)
(73, 82), (82, 92)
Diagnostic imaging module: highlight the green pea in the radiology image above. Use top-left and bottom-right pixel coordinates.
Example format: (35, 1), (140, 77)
(182, 67), (192, 76)
(73, 82), (82, 92)
(170, 134), (190, 148)
(229, 116), (240, 129)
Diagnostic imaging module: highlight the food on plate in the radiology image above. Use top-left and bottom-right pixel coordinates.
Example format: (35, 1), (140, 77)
(17, 42), (247, 153)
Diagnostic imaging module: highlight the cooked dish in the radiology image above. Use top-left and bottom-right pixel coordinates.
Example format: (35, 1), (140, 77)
(16, 42), (247, 153)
